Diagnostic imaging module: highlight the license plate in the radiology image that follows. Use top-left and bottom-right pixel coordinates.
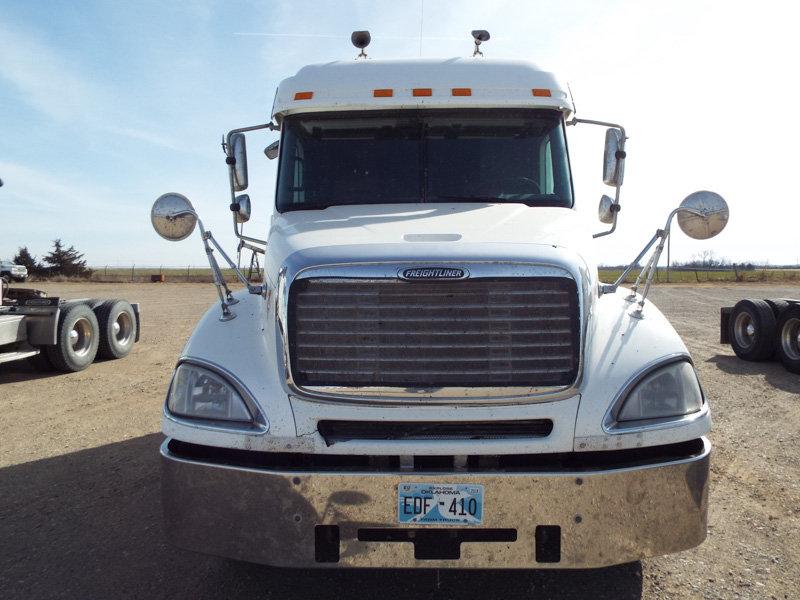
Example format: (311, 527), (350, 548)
(397, 483), (484, 525)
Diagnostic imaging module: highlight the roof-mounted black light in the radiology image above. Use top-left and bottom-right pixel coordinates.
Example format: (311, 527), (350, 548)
(351, 30), (371, 59)
(471, 30), (490, 56)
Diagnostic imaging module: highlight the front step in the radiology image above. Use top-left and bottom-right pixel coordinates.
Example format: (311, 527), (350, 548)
(0, 348), (39, 365)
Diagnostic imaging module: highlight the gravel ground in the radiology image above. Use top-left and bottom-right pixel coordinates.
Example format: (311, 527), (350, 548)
(1, 282), (798, 600)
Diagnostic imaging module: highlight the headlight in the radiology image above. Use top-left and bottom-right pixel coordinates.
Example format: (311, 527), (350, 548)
(168, 363), (252, 422)
(617, 361), (703, 422)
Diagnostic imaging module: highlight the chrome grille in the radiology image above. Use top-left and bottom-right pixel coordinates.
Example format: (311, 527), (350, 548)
(288, 277), (580, 388)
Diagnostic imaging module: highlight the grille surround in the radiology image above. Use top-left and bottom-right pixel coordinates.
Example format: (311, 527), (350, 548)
(286, 275), (581, 397)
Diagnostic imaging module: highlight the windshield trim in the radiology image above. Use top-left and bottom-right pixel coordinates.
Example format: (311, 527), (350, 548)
(274, 108), (574, 213)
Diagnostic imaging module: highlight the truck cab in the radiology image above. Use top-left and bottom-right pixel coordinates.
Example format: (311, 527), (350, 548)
(153, 37), (722, 569)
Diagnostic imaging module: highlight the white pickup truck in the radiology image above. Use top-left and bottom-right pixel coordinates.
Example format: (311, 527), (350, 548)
(151, 31), (729, 569)
(0, 259), (28, 283)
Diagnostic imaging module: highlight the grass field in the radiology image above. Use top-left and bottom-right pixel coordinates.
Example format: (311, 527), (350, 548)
(75, 266), (243, 284)
(598, 267), (800, 284)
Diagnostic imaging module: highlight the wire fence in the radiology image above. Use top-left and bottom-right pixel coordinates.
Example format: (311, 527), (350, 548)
(599, 266), (800, 285)
(39, 265), (262, 284)
(24, 265), (800, 285)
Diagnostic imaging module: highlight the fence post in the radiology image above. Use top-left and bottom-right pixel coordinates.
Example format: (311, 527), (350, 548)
(131, 264), (135, 282)
(187, 265), (190, 281)
(104, 265), (108, 277)
(667, 235), (671, 283)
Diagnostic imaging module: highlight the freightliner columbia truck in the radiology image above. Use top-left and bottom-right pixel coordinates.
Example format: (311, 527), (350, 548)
(151, 31), (730, 568)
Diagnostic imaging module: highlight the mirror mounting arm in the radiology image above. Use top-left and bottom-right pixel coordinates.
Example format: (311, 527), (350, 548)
(223, 122), (280, 248)
(166, 208), (266, 321)
(204, 231), (265, 294)
(567, 118), (628, 239)
(601, 206), (717, 317)
(194, 217), (239, 321)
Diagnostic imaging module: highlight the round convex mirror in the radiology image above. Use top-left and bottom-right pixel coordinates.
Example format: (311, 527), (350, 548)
(676, 191), (729, 240)
(151, 193), (197, 241)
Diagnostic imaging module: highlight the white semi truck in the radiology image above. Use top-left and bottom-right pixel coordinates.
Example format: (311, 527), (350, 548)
(151, 32), (730, 568)
(0, 179), (140, 371)
(0, 284), (140, 371)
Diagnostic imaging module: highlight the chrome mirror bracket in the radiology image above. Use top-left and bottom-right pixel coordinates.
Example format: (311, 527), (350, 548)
(151, 203), (265, 322)
(566, 117), (628, 239)
(601, 192), (729, 318)
(222, 122), (278, 249)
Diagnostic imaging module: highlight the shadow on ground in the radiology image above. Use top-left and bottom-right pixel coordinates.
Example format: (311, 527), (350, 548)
(706, 354), (800, 394)
(0, 434), (642, 600)
(0, 359), (66, 383)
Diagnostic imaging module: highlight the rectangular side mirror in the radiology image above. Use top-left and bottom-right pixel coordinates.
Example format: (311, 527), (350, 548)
(602, 128), (625, 187)
(230, 133), (248, 191)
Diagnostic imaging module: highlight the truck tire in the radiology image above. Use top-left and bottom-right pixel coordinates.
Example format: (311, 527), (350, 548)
(45, 303), (100, 372)
(728, 299), (776, 361)
(775, 305), (800, 374)
(94, 299), (137, 359)
(764, 298), (791, 319)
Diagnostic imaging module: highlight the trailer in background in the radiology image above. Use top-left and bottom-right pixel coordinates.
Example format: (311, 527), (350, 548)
(0, 283), (140, 372)
(721, 298), (800, 373)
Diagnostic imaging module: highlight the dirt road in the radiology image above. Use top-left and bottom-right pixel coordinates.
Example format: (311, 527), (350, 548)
(1, 282), (798, 599)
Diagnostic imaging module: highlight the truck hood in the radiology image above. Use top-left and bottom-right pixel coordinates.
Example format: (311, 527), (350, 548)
(267, 203), (597, 278)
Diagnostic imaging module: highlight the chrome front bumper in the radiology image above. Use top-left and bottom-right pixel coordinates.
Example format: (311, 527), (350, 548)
(161, 437), (710, 569)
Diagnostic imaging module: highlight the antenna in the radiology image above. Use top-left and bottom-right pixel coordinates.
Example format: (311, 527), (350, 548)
(471, 30), (490, 56)
(418, 0), (424, 57)
(351, 30), (371, 59)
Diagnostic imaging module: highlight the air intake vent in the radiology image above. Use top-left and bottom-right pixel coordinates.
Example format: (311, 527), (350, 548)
(318, 419), (554, 445)
(288, 277), (579, 389)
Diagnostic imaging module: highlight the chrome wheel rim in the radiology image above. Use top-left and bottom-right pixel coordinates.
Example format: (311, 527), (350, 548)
(113, 311), (134, 346)
(733, 311), (756, 349)
(70, 317), (93, 357)
(781, 317), (800, 361)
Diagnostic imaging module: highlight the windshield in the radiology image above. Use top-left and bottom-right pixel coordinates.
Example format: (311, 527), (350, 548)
(276, 109), (573, 212)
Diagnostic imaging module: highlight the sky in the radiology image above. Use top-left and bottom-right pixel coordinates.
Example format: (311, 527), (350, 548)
(1, 0), (799, 268)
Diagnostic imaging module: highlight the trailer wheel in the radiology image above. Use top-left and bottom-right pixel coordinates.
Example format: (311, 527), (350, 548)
(729, 299), (776, 361)
(45, 303), (100, 372)
(94, 299), (137, 359)
(775, 305), (800, 374)
(764, 298), (791, 319)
